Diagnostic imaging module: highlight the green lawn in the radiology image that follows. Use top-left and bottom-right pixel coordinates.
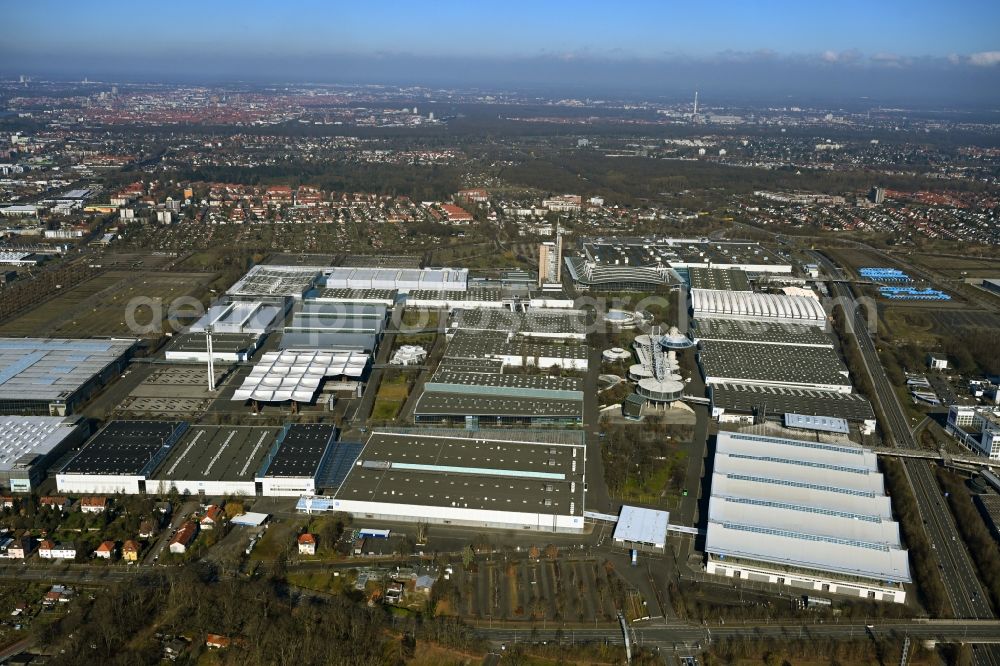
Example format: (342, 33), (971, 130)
(370, 374), (413, 422)
(620, 451), (687, 507)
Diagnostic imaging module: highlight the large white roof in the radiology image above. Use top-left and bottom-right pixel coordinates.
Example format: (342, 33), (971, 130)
(692, 289), (826, 323)
(0, 338), (136, 403)
(706, 431), (910, 584)
(0, 416), (80, 472)
(323, 267), (468, 293)
(612, 505), (669, 547)
(190, 301), (284, 335)
(227, 265), (320, 299)
(231, 349), (369, 403)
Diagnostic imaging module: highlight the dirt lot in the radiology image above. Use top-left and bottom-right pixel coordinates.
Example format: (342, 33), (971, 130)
(0, 270), (214, 338)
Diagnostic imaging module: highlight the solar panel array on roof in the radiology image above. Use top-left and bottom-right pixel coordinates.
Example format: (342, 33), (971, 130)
(311, 288), (398, 305)
(316, 440), (364, 491)
(414, 392), (583, 419)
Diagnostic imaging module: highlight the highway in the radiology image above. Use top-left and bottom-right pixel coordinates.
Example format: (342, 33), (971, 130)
(812, 250), (994, 622)
(473, 619), (1000, 648)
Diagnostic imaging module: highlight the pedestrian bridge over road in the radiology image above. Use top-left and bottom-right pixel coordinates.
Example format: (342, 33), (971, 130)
(870, 446), (999, 470)
(583, 511), (702, 536)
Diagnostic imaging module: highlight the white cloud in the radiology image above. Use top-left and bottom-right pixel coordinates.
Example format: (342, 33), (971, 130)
(969, 51), (1000, 66)
(870, 52), (910, 68)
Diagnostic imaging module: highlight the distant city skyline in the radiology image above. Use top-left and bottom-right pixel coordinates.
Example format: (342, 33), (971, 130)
(4, 1), (999, 105)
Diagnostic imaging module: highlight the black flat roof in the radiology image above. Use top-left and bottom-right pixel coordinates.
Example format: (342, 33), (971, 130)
(710, 383), (876, 422)
(60, 420), (187, 476)
(261, 423), (337, 478)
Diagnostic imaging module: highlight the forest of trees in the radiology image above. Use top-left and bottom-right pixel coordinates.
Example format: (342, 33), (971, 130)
(935, 469), (1000, 612)
(37, 563), (485, 666)
(503, 149), (991, 208)
(881, 458), (950, 617)
(179, 162), (461, 202)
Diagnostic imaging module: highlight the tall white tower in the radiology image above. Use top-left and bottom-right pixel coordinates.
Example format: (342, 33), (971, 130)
(205, 325), (216, 391)
(693, 91), (699, 117)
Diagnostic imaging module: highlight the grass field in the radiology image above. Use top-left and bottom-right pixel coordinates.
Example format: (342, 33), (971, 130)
(824, 247), (904, 278)
(620, 450), (687, 508)
(907, 251), (1000, 279)
(0, 270), (215, 338)
(371, 373), (414, 422)
(391, 332), (437, 353)
(399, 308), (440, 331)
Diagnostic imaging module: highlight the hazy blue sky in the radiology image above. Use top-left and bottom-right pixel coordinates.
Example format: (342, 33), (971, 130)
(4, 1), (1000, 104)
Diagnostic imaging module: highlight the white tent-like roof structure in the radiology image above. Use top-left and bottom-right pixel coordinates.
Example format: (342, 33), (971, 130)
(232, 349), (369, 403)
(692, 289), (826, 324)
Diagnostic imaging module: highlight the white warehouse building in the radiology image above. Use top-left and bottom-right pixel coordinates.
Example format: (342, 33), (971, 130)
(691, 289), (827, 325)
(301, 429), (587, 533)
(705, 431), (910, 603)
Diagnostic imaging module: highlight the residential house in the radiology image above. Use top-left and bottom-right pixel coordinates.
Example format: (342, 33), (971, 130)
(927, 354), (949, 371)
(138, 519), (158, 539)
(414, 574), (435, 594)
(440, 203), (473, 224)
(42, 586), (72, 606)
(199, 505), (223, 530)
(206, 634), (232, 649)
(39, 496), (70, 511)
(457, 188), (489, 203)
(385, 581), (404, 604)
(297, 533), (316, 555)
(94, 541), (115, 559)
(169, 521), (198, 555)
(38, 540), (76, 560)
(163, 637), (189, 661)
(6, 536), (32, 559)
(122, 540), (140, 563)
(80, 496), (107, 514)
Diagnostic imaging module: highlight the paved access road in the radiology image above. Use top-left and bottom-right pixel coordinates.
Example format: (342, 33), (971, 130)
(474, 619), (1000, 648)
